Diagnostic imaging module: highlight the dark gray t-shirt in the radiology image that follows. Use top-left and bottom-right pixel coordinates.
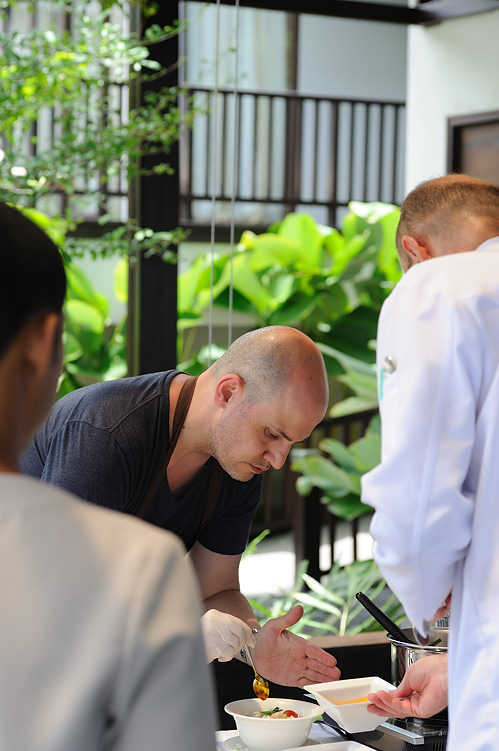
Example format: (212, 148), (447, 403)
(21, 371), (262, 554)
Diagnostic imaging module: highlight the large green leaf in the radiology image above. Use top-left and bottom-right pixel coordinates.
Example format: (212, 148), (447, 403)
(178, 253), (209, 313)
(232, 254), (275, 314)
(66, 265), (109, 317)
(321, 493), (372, 521)
(349, 434), (381, 473)
(319, 438), (358, 473)
(330, 232), (369, 276)
(65, 299), (105, 334)
(294, 592), (342, 616)
(266, 273), (296, 306)
(268, 295), (317, 327)
(292, 454), (361, 496)
(113, 257), (128, 303)
(330, 396), (378, 417)
(377, 209), (402, 282)
(318, 340), (376, 374)
(278, 212), (323, 268)
(320, 280), (350, 320)
(249, 234), (304, 270)
(337, 368), (378, 401)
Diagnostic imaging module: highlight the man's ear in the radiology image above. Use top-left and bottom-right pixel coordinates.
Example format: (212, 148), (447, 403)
(401, 235), (433, 264)
(21, 313), (61, 375)
(213, 373), (244, 407)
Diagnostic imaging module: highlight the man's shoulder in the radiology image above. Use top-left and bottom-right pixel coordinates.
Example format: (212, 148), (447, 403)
(50, 371), (178, 428)
(388, 249), (499, 310)
(60, 371), (176, 406)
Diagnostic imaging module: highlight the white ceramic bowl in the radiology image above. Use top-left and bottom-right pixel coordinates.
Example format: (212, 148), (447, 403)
(224, 697), (323, 751)
(304, 676), (395, 733)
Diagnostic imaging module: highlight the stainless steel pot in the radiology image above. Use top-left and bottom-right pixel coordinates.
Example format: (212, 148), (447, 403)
(387, 626), (448, 686)
(387, 626), (449, 722)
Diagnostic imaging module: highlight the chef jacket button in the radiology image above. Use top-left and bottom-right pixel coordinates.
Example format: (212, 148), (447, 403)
(383, 356), (397, 373)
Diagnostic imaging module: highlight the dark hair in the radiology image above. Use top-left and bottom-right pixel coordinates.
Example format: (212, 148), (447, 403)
(0, 203), (67, 359)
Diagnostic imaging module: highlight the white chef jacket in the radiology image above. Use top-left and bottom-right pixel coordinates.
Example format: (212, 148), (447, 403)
(361, 237), (499, 751)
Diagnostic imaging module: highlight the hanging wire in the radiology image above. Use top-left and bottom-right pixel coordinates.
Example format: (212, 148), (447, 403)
(207, 0), (222, 365)
(227, 0), (240, 347)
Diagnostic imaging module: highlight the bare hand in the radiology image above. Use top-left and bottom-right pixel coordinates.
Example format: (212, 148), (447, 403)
(432, 593), (451, 623)
(367, 654), (448, 719)
(252, 605), (341, 688)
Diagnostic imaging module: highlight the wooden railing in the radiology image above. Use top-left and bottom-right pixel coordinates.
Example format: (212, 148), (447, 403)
(179, 85), (405, 236)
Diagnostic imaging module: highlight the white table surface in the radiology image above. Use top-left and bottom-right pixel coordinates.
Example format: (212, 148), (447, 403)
(216, 723), (375, 750)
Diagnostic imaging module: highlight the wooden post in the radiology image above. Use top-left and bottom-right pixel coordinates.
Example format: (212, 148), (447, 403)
(128, 2), (180, 375)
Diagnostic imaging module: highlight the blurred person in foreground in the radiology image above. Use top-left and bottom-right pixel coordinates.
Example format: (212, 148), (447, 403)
(22, 324), (341, 687)
(362, 174), (499, 750)
(0, 202), (216, 751)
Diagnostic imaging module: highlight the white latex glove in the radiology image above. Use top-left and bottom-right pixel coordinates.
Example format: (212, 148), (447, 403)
(201, 609), (257, 663)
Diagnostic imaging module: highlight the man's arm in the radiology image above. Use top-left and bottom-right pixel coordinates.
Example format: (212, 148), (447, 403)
(362, 274), (476, 635)
(189, 541), (341, 687)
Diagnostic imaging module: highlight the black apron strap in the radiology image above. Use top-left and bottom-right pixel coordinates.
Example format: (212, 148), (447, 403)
(137, 375), (223, 536)
(137, 375), (198, 519)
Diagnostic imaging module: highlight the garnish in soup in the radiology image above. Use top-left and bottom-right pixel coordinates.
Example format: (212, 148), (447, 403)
(253, 706), (299, 718)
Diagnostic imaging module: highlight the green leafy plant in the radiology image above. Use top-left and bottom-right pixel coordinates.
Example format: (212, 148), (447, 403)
(60, 258), (128, 396)
(178, 202), (401, 369)
(292, 415), (380, 523)
(15, 204), (128, 397)
(250, 558), (404, 637)
(0, 1), (198, 397)
(0, 1), (193, 262)
(290, 348), (380, 524)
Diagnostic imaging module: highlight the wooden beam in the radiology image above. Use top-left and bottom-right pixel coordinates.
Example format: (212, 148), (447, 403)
(201, 0), (499, 26)
(417, 0), (499, 25)
(204, 1), (416, 24)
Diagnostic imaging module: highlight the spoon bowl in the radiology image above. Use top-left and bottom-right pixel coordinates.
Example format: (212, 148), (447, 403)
(245, 646), (270, 700)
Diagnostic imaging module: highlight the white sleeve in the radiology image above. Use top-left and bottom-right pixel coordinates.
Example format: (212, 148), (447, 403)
(111, 533), (217, 751)
(361, 274), (477, 635)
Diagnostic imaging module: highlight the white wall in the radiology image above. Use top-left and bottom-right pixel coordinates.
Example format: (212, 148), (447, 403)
(405, 10), (499, 191)
(181, 1), (288, 89)
(298, 16), (407, 100)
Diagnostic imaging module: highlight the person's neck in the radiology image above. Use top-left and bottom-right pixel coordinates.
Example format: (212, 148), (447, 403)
(167, 372), (212, 495)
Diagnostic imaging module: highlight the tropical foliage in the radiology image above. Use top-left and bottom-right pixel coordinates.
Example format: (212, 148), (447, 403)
(250, 558), (405, 637)
(15, 205), (128, 397)
(0, 0), (190, 261)
(178, 202), (401, 375)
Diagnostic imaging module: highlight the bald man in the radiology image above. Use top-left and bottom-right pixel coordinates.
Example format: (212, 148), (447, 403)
(22, 325), (340, 688)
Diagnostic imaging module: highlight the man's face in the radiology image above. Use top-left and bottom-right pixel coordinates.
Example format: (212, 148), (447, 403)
(209, 382), (325, 482)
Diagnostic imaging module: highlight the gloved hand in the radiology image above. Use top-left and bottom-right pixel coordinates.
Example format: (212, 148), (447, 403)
(201, 609), (257, 663)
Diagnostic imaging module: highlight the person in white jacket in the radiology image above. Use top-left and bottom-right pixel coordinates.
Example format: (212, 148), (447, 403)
(0, 202), (216, 751)
(362, 174), (499, 751)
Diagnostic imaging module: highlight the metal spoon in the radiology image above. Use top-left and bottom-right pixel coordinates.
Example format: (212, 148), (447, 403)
(245, 645), (270, 700)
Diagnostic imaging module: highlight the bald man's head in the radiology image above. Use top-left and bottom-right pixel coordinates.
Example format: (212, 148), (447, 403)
(211, 326), (329, 415)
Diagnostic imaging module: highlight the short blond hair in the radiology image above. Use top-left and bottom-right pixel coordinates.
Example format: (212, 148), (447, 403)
(396, 174), (499, 264)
